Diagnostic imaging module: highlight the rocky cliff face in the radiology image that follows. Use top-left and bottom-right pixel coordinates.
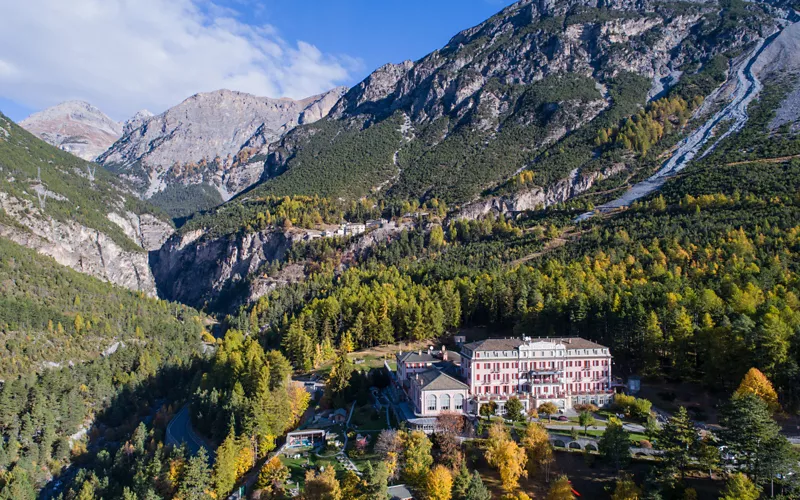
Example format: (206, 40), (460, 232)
(99, 87), (348, 201)
(0, 193), (164, 295)
(458, 163), (626, 219)
(151, 227), (299, 309)
(19, 101), (122, 161)
(0, 112), (173, 295)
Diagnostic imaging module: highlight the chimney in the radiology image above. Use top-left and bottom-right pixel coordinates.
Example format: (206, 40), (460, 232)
(442, 345), (448, 361)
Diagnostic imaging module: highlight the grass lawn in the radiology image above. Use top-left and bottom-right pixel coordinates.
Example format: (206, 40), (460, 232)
(549, 428), (649, 444)
(280, 454), (344, 487)
(349, 404), (390, 432)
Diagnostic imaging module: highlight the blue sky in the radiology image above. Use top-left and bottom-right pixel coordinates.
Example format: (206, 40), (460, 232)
(0, 0), (516, 122)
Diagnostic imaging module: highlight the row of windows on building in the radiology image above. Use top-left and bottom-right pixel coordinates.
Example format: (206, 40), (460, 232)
(474, 349), (608, 358)
(426, 393), (465, 412)
(478, 370), (608, 381)
(475, 381), (610, 395)
(473, 359), (609, 371)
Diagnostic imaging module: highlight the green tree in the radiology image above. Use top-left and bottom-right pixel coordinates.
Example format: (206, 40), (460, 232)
(719, 393), (791, 484)
(179, 448), (214, 499)
(214, 430), (239, 497)
(452, 464), (472, 500)
(505, 397), (525, 422)
(578, 411), (596, 437)
(611, 473), (641, 500)
(465, 471), (491, 500)
(659, 407), (695, 481)
(598, 418), (630, 471)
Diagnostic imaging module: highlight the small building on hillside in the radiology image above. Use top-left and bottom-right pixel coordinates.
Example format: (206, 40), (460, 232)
(331, 408), (348, 423)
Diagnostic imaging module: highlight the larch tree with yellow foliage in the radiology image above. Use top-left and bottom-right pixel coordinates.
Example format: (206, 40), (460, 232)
(256, 456), (290, 496)
(734, 367), (780, 413)
(521, 423), (553, 478)
(426, 465), (453, 500)
(485, 422), (528, 492)
(546, 475), (576, 500)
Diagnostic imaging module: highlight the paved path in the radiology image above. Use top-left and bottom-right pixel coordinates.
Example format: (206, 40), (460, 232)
(166, 405), (215, 462)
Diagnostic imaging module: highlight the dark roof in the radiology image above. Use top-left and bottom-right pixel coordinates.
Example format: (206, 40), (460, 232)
(463, 337), (607, 352)
(463, 338), (524, 351)
(413, 370), (468, 391)
(388, 484), (414, 500)
(397, 351), (438, 363)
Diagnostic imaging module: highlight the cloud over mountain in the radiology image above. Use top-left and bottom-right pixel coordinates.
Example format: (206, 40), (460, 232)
(0, 0), (359, 120)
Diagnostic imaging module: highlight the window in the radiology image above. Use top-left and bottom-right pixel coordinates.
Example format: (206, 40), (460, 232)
(427, 395), (437, 412)
(455, 394), (464, 410)
(441, 394), (451, 411)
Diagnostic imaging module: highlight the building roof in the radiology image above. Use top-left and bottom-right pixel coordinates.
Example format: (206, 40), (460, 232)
(388, 484), (414, 500)
(397, 351), (439, 363)
(413, 369), (468, 391)
(463, 338), (524, 351)
(463, 337), (607, 352)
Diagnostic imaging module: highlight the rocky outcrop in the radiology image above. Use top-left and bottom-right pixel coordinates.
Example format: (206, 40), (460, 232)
(99, 87), (348, 200)
(19, 101), (122, 161)
(0, 193), (158, 295)
(151, 227), (301, 308)
(123, 110), (154, 135)
(458, 163), (626, 219)
(107, 211), (174, 251)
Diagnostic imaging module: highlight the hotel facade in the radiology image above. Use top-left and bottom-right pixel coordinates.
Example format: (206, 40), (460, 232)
(395, 336), (613, 419)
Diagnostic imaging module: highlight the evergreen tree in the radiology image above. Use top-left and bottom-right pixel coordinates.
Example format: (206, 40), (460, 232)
(659, 407), (695, 481)
(464, 471), (491, 500)
(179, 448), (213, 500)
(598, 418), (630, 471)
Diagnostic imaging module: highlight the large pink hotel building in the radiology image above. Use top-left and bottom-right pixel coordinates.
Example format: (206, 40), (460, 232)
(460, 337), (613, 413)
(395, 336), (613, 418)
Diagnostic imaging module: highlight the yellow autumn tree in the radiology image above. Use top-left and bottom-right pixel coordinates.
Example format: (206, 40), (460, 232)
(256, 456), (290, 494)
(734, 367), (780, 413)
(426, 465), (453, 500)
(485, 422), (528, 491)
(546, 475), (576, 500)
(522, 422), (553, 477)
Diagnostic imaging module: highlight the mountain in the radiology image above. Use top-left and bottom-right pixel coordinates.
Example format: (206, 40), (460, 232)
(98, 87), (348, 217)
(19, 100), (123, 161)
(250, 0), (774, 205)
(0, 111), (173, 294)
(159, 0), (791, 309)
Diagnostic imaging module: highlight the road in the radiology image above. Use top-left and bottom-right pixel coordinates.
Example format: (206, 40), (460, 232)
(166, 405), (216, 462)
(575, 21), (792, 222)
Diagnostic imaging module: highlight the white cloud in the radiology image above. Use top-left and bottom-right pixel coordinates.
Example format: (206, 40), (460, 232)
(0, 0), (360, 120)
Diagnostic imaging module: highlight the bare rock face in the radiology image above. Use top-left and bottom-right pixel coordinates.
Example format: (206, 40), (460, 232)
(20, 101), (122, 161)
(458, 163), (627, 220)
(123, 109), (154, 135)
(106, 211), (174, 251)
(151, 227), (299, 308)
(99, 87), (348, 200)
(0, 193), (159, 295)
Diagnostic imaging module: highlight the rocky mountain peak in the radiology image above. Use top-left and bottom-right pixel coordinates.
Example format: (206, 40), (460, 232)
(19, 100), (123, 161)
(98, 86), (348, 210)
(123, 109), (154, 135)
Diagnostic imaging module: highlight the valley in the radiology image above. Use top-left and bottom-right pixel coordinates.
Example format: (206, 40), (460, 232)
(1, 0), (800, 499)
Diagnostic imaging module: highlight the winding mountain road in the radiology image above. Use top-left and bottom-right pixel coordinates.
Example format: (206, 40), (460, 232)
(576, 20), (794, 222)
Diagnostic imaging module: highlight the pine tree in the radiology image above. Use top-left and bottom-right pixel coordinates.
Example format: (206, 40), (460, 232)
(179, 448), (213, 499)
(213, 430), (239, 497)
(465, 471), (491, 500)
(659, 407), (696, 481)
(598, 418), (630, 471)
